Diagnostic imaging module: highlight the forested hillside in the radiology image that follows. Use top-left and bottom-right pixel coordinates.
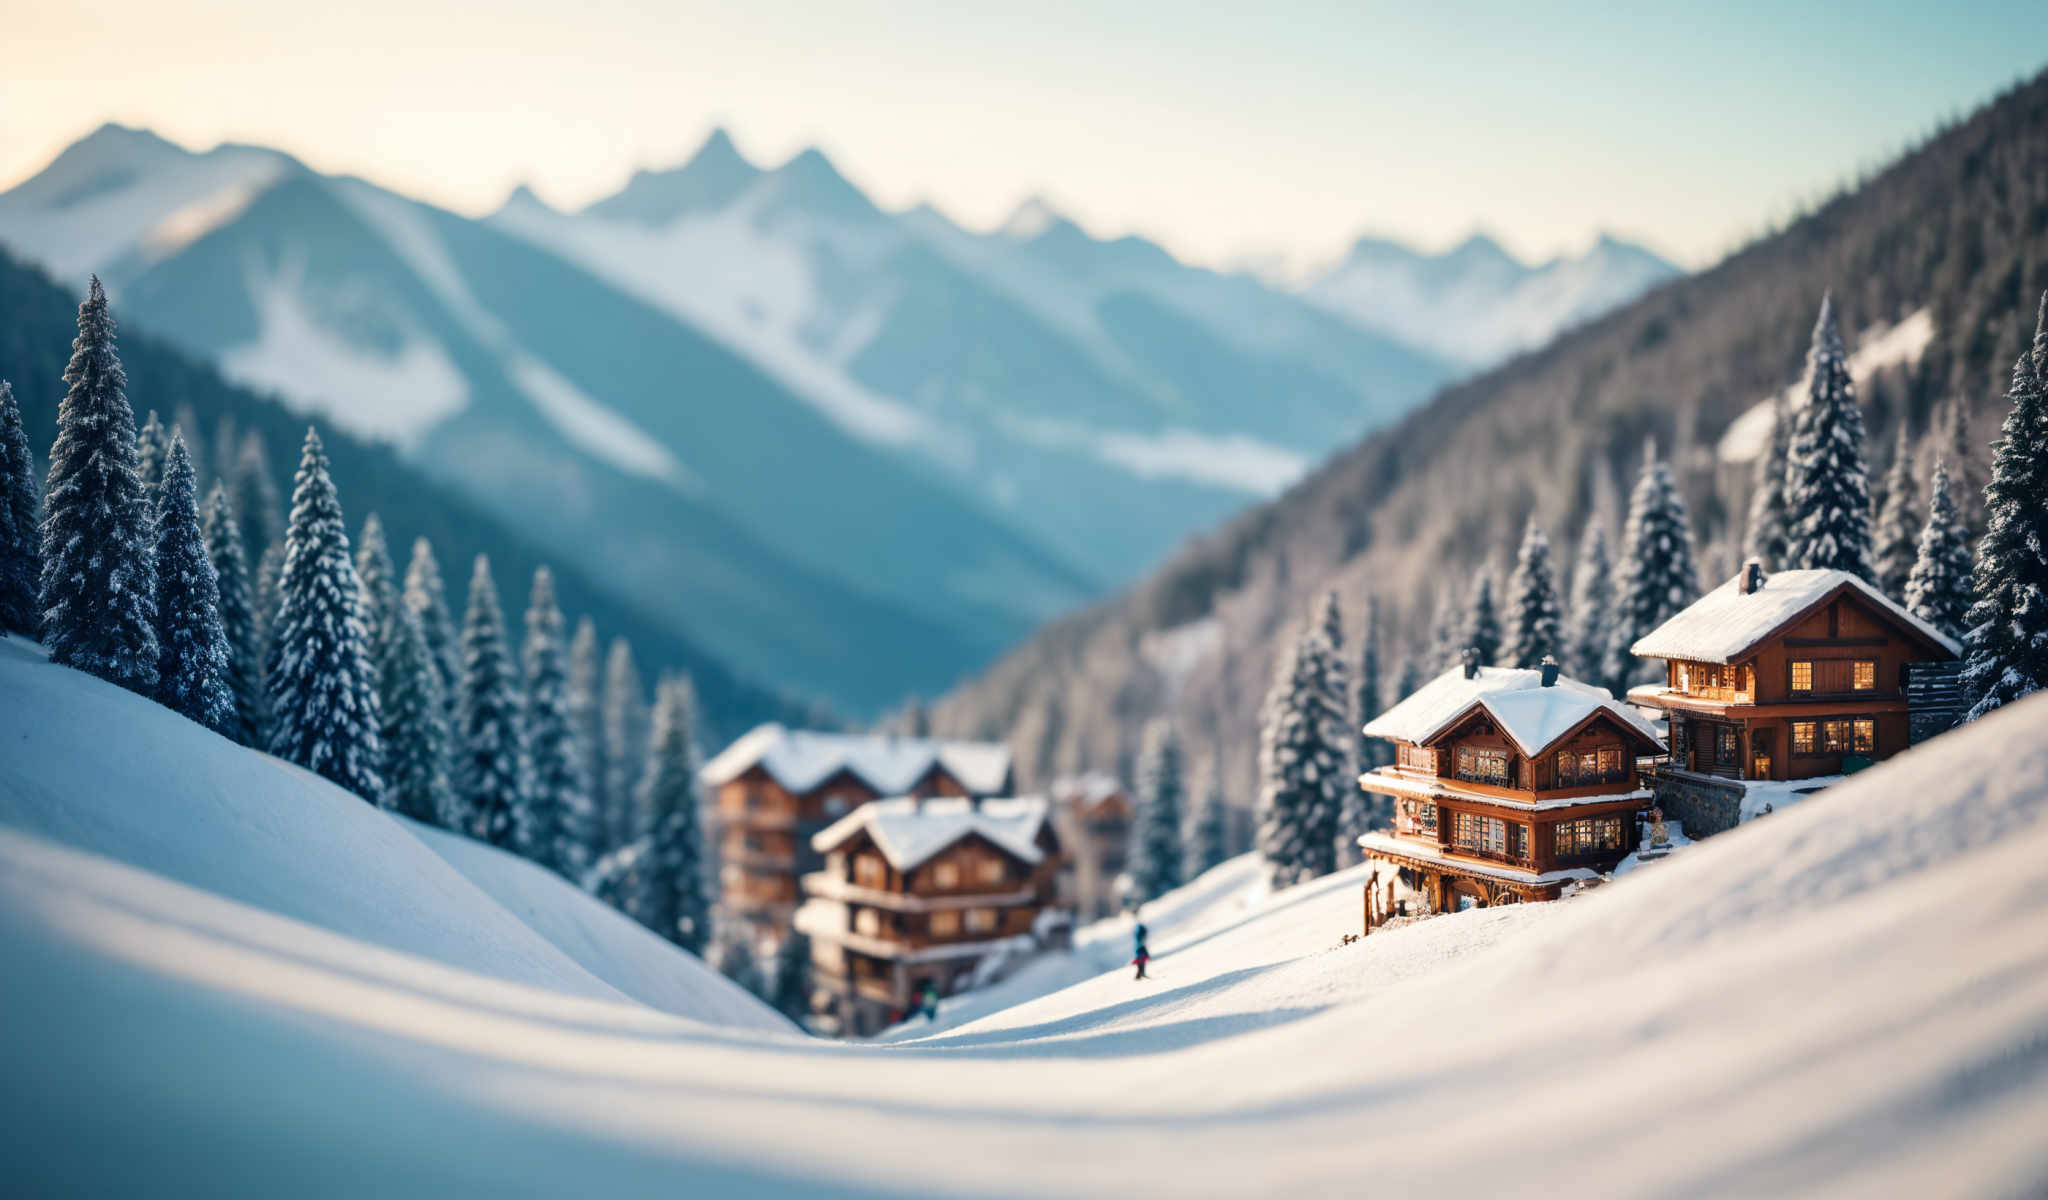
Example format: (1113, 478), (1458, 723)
(933, 70), (2048, 800)
(0, 249), (814, 741)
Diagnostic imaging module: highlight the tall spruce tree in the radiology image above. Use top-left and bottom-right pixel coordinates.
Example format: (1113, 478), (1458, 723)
(202, 484), (265, 746)
(1313, 590), (1353, 793)
(1784, 295), (1874, 579)
(171, 404), (204, 486)
(1565, 521), (1614, 688)
(1904, 459), (1974, 643)
(252, 540), (284, 672)
(135, 410), (169, 497)
(39, 277), (159, 693)
(1126, 718), (1186, 903)
(266, 429), (382, 800)
(1608, 440), (1699, 688)
(1873, 426), (1921, 600)
(0, 382), (41, 636)
(152, 437), (232, 731)
(401, 537), (460, 710)
(211, 413), (239, 497)
(354, 515), (400, 658)
(453, 556), (527, 848)
(232, 432), (285, 570)
(380, 603), (454, 826)
(768, 931), (812, 1023)
(523, 567), (597, 876)
(1961, 294), (2048, 720)
(1256, 617), (1346, 889)
(631, 676), (711, 952)
(1460, 571), (1502, 667)
(1355, 597), (1386, 769)
(1183, 752), (1230, 883)
(1743, 395), (1792, 570)
(1425, 581), (1460, 673)
(602, 637), (651, 851)
(1504, 518), (1564, 669)
(566, 617), (607, 862)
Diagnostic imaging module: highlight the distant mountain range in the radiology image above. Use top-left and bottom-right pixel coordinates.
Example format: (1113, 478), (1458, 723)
(0, 123), (1679, 715)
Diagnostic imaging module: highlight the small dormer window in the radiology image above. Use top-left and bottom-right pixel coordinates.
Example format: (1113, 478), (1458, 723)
(933, 862), (960, 889)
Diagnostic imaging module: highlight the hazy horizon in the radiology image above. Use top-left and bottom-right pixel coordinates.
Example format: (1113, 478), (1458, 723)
(8, 1), (2044, 274)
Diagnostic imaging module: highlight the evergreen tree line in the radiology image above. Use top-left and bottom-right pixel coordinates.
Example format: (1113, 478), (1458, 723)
(0, 280), (715, 957)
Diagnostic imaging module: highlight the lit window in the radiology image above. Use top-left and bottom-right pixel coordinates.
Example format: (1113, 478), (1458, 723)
(933, 863), (960, 888)
(964, 908), (998, 934)
(1853, 718), (1875, 753)
(1791, 661), (1814, 692)
(1554, 817), (1625, 857)
(929, 910), (959, 936)
(1852, 661), (1876, 691)
(1455, 747), (1510, 786)
(1792, 721), (1816, 755)
(977, 858), (1005, 884)
(855, 909), (880, 937)
(1452, 812), (1508, 855)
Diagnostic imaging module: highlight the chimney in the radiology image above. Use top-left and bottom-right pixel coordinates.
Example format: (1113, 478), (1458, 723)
(1740, 560), (1766, 595)
(1461, 647), (1480, 680)
(1539, 655), (1560, 688)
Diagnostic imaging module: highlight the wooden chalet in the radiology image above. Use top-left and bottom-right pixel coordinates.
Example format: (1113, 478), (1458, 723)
(1628, 563), (1962, 835)
(699, 725), (1014, 948)
(796, 795), (1065, 1036)
(1049, 772), (1133, 922)
(1357, 656), (1666, 925)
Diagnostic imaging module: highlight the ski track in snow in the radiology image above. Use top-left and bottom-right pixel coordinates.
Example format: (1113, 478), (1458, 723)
(2, 636), (2046, 1197)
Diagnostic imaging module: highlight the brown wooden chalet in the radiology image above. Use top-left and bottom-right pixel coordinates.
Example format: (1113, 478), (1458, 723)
(1628, 563), (1962, 835)
(1357, 656), (1666, 925)
(1049, 772), (1132, 922)
(698, 725), (1014, 948)
(797, 795), (1064, 1037)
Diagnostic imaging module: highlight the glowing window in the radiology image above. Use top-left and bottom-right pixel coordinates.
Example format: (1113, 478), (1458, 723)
(1791, 661), (1814, 692)
(1852, 661), (1876, 691)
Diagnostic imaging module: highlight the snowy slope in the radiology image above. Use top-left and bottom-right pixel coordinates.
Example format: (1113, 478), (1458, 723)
(0, 638), (788, 1034)
(5, 631), (2044, 1196)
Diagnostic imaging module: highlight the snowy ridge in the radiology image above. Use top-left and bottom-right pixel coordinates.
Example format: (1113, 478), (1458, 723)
(698, 722), (1013, 796)
(3, 630), (2047, 1194)
(1630, 566), (1962, 663)
(810, 795), (1053, 871)
(1718, 307), (1937, 464)
(1364, 663), (1663, 755)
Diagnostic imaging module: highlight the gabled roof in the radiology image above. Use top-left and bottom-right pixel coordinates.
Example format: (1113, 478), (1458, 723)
(1629, 568), (1961, 665)
(1364, 665), (1664, 758)
(699, 724), (1012, 796)
(810, 796), (1054, 872)
(1049, 772), (1127, 817)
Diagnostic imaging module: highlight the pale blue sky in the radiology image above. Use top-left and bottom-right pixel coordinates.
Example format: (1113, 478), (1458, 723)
(6, 0), (2042, 269)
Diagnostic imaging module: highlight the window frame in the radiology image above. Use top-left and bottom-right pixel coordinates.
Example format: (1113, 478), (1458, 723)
(1792, 720), (1816, 755)
(1790, 661), (1814, 693)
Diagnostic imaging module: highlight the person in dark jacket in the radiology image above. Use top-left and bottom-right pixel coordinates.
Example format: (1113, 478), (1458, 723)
(1131, 920), (1151, 981)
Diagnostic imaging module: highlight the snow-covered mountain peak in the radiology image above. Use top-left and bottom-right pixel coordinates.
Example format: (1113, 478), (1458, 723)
(580, 126), (762, 226)
(998, 195), (1063, 240)
(493, 182), (556, 220)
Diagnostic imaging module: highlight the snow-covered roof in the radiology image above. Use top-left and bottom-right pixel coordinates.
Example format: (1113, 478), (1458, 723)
(810, 795), (1054, 873)
(1629, 568), (1961, 665)
(1364, 665), (1663, 758)
(1049, 772), (1126, 816)
(700, 724), (1012, 796)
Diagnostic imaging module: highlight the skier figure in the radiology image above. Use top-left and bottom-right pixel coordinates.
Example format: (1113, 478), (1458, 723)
(1132, 921), (1151, 981)
(919, 978), (940, 1022)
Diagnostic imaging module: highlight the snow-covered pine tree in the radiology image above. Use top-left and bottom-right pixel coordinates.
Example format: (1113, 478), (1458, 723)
(1256, 618), (1346, 889)
(1904, 459), (1973, 643)
(266, 428), (382, 800)
(354, 514), (400, 664)
(566, 617), (606, 863)
(715, 929), (765, 999)
(202, 484), (266, 747)
(1460, 571), (1501, 667)
(453, 556), (527, 848)
(231, 431), (285, 569)
(630, 676), (711, 952)
(171, 404), (204, 487)
(1565, 521), (1614, 689)
(1355, 597), (1386, 770)
(768, 930), (812, 1023)
(380, 603), (453, 827)
(0, 381), (42, 637)
(1784, 295), (1874, 579)
(1182, 752), (1229, 883)
(1742, 395), (1792, 570)
(136, 409), (169, 491)
(252, 540), (284, 672)
(211, 413), (238, 496)
(1425, 582), (1460, 673)
(1504, 518), (1564, 669)
(152, 436), (232, 731)
(602, 637), (651, 851)
(1125, 718), (1185, 903)
(1961, 294), (2048, 720)
(1607, 440), (1699, 688)
(523, 567), (597, 877)
(401, 537), (460, 711)
(1313, 589), (1353, 794)
(1928, 396), (1988, 534)
(39, 277), (159, 694)
(1872, 426), (1921, 601)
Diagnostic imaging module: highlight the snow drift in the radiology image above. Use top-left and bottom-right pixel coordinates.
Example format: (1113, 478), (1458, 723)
(2, 635), (2045, 1197)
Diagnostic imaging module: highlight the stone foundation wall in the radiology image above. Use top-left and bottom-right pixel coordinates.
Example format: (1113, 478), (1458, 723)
(1650, 772), (1744, 839)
